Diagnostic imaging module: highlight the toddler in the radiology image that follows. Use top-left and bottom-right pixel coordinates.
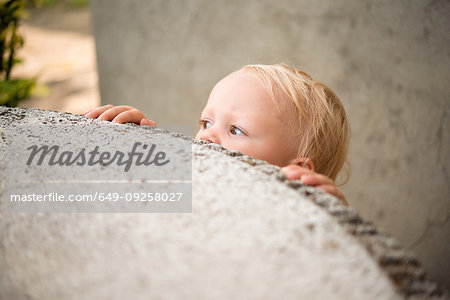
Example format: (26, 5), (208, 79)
(84, 64), (350, 205)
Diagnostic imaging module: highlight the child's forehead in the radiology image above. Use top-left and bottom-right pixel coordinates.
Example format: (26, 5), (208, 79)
(217, 70), (260, 89)
(208, 72), (278, 106)
(203, 70), (300, 122)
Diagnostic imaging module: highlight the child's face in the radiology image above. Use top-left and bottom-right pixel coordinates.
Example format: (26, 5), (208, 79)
(195, 70), (298, 167)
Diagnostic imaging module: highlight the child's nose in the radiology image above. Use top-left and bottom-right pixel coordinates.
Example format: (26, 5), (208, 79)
(198, 128), (220, 145)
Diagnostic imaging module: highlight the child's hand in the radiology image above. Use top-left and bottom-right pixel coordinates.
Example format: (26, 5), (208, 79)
(83, 105), (156, 126)
(281, 165), (348, 206)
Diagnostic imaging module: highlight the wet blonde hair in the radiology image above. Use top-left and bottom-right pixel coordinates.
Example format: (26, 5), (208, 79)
(242, 64), (350, 183)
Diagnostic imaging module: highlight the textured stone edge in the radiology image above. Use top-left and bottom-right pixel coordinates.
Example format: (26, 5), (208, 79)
(194, 144), (448, 299)
(0, 106), (448, 299)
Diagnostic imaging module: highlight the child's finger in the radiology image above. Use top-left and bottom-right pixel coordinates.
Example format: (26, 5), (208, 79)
(140, 118), (157, 127)
(84, 105), (115, 118)
(111, 109), (144, 124)
(98, 106), (135, 121)
(281, 165), (313, 180)
(317, 185), (348, 206)
(82, 108), (94, 116)
(300, 173), (334, 186)
(282, 164), (304, 171)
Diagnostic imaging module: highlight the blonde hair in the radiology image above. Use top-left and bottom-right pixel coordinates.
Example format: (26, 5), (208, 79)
(242, 64), (350, 183)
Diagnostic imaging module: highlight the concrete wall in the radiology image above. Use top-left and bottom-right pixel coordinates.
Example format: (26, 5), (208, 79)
(90, 0), (450, 289)
(1, 107), (445, 299)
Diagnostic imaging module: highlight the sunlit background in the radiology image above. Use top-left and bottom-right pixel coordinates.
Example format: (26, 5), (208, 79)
(3, 0), (449, 291)
(9, 0), (99, 113)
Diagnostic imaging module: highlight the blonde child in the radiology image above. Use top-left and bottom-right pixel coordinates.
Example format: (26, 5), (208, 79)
(84, 64), (350, 205)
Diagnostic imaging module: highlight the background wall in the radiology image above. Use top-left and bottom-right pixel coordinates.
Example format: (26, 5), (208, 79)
(90, 0), (450, 289)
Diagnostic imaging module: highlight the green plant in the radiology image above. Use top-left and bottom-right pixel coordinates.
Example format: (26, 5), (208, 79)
(0, 0), (35, 107)
(32, 0), (89, 8)
(0, 78), (33, 106)
(68, 0), (89, 8)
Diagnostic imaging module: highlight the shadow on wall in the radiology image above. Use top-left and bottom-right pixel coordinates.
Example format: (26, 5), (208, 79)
(90, 0), (450, 289)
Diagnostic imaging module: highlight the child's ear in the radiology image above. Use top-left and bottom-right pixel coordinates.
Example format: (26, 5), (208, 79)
(292, 157), (315, 171)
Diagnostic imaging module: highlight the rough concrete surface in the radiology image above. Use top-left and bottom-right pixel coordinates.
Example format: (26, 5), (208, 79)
(90, 0), (450, 289)
(0, 107), (447, 299)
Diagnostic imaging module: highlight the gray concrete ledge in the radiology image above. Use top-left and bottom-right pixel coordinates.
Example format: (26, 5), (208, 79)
(0, 107), (447, 299)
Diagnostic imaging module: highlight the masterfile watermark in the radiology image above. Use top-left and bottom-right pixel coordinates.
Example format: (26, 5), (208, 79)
(2, 124), (192, 213)
(26, 142), (170, 172)
(10, 192), (184, 202)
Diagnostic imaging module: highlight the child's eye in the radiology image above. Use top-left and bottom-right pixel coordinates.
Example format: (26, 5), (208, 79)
(199, 120), (213, 129)
(230, 126), (245, 136)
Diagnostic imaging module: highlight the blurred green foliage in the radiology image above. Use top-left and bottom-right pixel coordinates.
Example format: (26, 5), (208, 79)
(68, 0), (88, 8)
(0, 0), (90, 107)
(0, 78), (34, 106)
(33, 0), (55, 6)
(33, 0), (89, 8)
(0, 0), (35, 107)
